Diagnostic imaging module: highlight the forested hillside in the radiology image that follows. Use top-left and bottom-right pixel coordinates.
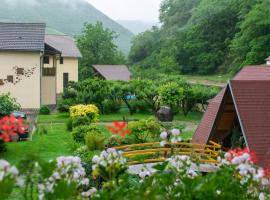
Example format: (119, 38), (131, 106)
(129, 0), (270, 74)
(0, 0), (134, 53)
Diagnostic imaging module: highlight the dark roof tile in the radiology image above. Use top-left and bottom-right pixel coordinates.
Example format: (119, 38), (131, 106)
(0, 23), (45, 51)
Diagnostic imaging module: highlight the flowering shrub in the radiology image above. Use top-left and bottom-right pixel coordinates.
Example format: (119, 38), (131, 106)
(0, 115), (27, 142)
(70, 104), (99, 123)
(38, 156), (96, 200)
(107, 121), (130, 138)
(0, 160), (23, 200)
(92, 148), (127, 189)
(160, 128), (182, 146)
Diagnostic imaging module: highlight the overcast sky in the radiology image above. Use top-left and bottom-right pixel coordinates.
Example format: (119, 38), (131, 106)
(87, 0), (163, 22)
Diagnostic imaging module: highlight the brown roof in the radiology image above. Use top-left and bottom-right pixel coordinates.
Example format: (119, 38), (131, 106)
(265, 57), (270, 61)
(92, 65), (131, 81)
(45, 34), (81, 58)
(230, 80), (270, 167)
(234, 66), (270, 80)
(192, 89), (225, 144)
(193, 66), (270, 167)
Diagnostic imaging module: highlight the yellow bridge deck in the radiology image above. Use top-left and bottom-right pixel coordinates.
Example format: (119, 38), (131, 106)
(114, 141), (221, 165)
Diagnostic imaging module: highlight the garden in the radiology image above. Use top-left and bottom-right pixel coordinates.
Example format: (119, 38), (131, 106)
(1, 78), (269, 200)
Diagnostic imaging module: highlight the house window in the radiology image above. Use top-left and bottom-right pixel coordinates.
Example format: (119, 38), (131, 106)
(44, 56), (50, 64)
(60, 57), (64, 64)
(63, 73), (69, 90)
(7, 75), (13, 83)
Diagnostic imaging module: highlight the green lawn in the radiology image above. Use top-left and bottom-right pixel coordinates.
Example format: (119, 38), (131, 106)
(37, 112), (69, 123)
(0, 124), (73, 165)
(38, 111), (203, 124)
(174, 111), (202, 123)
(181, 74), (231, 83)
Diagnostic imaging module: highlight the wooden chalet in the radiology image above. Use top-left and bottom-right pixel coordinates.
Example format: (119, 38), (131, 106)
(192, 65), (270, 167)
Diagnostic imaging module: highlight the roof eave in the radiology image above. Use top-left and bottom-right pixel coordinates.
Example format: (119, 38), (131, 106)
(228, 80), (250, 149)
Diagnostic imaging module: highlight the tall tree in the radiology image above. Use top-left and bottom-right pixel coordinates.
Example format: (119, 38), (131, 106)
(230, 0), (270, 72)
(77, 22), (126, 80)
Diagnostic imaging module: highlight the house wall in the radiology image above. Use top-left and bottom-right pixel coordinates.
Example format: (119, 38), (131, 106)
(0, 51), (41, 109)
(56, 57), (78, 94)
(44, 55), (55, 68)
(41, 76), (56, 105)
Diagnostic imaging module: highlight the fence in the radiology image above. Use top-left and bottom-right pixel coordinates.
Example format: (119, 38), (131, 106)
(114, 141), (221, 165)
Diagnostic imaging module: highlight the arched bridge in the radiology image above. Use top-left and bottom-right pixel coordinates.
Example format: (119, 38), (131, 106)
(114, 141), (221, 165)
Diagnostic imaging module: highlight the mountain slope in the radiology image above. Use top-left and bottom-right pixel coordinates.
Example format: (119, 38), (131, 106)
(117, 20), (158, 34)
(0, 0), (134, 53)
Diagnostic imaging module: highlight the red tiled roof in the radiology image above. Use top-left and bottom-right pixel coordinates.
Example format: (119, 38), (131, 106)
(230, 80), (270, 168)
(192, 89), (225, 144)
(234, 66), (270, 80)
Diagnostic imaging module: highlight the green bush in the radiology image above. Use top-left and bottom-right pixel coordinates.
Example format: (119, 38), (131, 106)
(0, 94), (21, 118)
(0, 140), (6, 153)
(57, 99), (76, 113)
(71, 116), (91, 128)
(128, 117), (161, 143)
(72, 125), (102, 143)
(130, 101), (151, 113)
(73, 145), (99, 163)
(85, 132), (105, 151)
(102, 100), (121, 114)
(39, 105), (50, 115)
(66, 118), (73, 131)
(160, 121), (185, 132)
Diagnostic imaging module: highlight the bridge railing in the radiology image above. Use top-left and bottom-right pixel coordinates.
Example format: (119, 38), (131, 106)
(114, 141), (221, 165)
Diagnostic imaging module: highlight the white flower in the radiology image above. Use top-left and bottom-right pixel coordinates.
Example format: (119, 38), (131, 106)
(171, 129), (180, 136)
(160, 132), (168, 140)
(80, 178), (89, 186)
(81, 188), (97, 197)
(160, 141), (167, 147)
(16, 177), (25, 187)
(216, 190), (221, 195)
(259, 192), (265, 200)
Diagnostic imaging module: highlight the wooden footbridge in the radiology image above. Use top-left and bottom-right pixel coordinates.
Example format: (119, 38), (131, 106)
(114, 141), (221, 165)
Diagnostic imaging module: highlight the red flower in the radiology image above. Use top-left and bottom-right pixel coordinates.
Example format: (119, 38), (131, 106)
(0, 116), (28, 142)
(107, 121), (130, 138)
(226, 147), (258, 164)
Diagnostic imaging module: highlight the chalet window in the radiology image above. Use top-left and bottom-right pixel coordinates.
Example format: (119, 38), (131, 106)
(63, 73), (69, 90)
(44, 56), (50, 64)
(60, 57), (64, 64)
(0, 79), (4, 85)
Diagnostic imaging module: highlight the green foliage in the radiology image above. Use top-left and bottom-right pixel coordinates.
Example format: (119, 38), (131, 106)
(159, 82), (184, 108)
(0, 94), (20, 118)
(230, 0), (270, 72)
(129, 0), (270, 75)
(39, 105), (50, 115)
(72, 125), (102, 143)
(85, 132), (105, 151)
(128, 117), (161, 143)
(76, 22), (126, 79)
(102, 100), (121, 114)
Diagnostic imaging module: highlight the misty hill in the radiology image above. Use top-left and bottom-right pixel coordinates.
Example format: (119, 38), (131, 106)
(117, 20), (158, 34)
(0, 0), (134, 53)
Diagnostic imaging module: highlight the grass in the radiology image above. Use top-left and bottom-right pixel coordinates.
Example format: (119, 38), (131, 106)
(174, 111), (202, 123)
(0, 124), (73, 165)
(38, 111), (203, 124)
(181, 74), (231, 83)
(37, 112), (69, 123)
